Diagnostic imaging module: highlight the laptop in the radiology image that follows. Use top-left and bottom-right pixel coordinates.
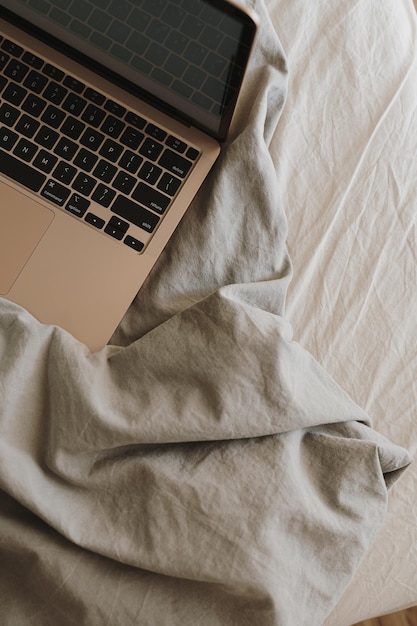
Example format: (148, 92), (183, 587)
(0, 0), (258, 351)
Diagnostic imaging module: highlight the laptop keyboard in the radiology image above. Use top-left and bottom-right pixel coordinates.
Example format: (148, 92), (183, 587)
(0, 34), (200, 252)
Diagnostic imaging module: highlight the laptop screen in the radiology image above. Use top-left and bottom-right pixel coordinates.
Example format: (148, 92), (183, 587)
(0, 0), (257, 141)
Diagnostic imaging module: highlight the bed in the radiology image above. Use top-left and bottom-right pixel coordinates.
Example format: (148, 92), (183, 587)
(269, 0), (417, 622)
(1, 0), (416, 625)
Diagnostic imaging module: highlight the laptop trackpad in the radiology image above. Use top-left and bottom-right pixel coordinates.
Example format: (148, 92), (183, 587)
(0, 182), (54, 294)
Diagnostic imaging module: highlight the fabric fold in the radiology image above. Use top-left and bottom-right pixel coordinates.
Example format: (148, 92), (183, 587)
(0, 1), (412, 624)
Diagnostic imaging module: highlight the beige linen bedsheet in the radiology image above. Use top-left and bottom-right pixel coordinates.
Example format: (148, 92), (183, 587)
(0, 1), (414, 624)
(268, 0), (417, 621)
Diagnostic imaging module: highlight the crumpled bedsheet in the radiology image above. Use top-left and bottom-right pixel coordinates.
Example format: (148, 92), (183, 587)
(0, 1), (412, 624)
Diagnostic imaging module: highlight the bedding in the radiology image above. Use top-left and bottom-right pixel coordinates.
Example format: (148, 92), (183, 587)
(0, 1), (416, 626)
(269, 0), (417, 622)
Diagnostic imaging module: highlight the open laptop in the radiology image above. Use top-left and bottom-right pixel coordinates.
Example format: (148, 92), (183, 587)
(0, 0), (258, 351)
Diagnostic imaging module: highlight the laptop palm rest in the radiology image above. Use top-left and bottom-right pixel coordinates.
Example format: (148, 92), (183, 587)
(0, 181), (54, 294)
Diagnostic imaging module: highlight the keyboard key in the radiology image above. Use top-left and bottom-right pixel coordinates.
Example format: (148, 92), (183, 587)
(139, 138), (164, 161)
(22, 52), (44, 70)
(104, 224), (125, 240)
(119, 150), (143, 174)
(41, 179), (71, 205)
(85, 212), (105, 229)
(108, 32), (131, 56)
(112, 171), (136, 194)
(146, 123), (167, 141)
(13, 138), (38, 162)
(73, 147), (98, 172)
(4, 59), (29, 83)
(0, 52), (10, 72)
(108, 0), (131, 21)
(43, 81), (68, 105)
(166, 135), (187, 153)
(91, 32), (112, 51)
(164, 53), (187, 79)
(0, 127), (18, 150)
(184, 41), (208, 65)
(172, 80), (192, 99)
(16, 114), (40, 138)
(137, 67), (164, 86)
(200, 25), (223, 48)
(104, 216), (129, 240)
(183, 66), (205, 89)
(99, 138), (123, 162)
(42, 63), (65, 81)
(62, 92), (87, 116)
(65, 193), (90, 218)
(131, 55), (152, 75)
(23, 70), (48, 93)
(145, 42), (169, 65)
(125, 111), (146, 130)
(93, 159), (117, 183)
(1, 40), (23, 58)
(201, 4), (223, 26)
(101, 114), (125, 138)
(124, 235), (144, 252)
(162, 5), (186, 28)
(130, 7), (152, 30)
(181, 15), (205, 38)
(41, 104), (65, 128)
(111, 195), (160, 232)
(132, 182), (170, 214)
(158, 149), (192, 178)
(0, 148), (46, 191)
(84, 87), (106, 105)
(112, 47), (131, 63)
(81, 103), (106, 128)
(80, 127), (105, 151)
(3, 82), (27, 106)
(146, 20), (170, 44)
(72, 172), (96, 195)
(52, 161), (77, 184)
(63, 75), (85, 94)
(50, 9), (72, 30)
(33, 149), (58, 173)
(157, 173), (181, 196)
(203, 52), (227, 77)
(91, 183), (116, 207)
(69, 17), (91, 34)
(104, 99), (126, 118)
(120, 126), (144, 150)
(138, 161), (162, 185)
(88, 8), (112, 33)
(70, 20), (91, 37)
(54, 137), (78, 160)
(22, 93), (47, 117)
(34, 125), (59, 149)
(186, 146), (200, 160)
(61, 116), (85, 139)
(50, 6), (72, 29)
(69, 0), (93, 21)
(0, 102), (20, 126)
(107, 215), (129, 232)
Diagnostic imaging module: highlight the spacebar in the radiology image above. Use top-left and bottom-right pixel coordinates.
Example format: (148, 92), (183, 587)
(0, 149), (46, 192)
